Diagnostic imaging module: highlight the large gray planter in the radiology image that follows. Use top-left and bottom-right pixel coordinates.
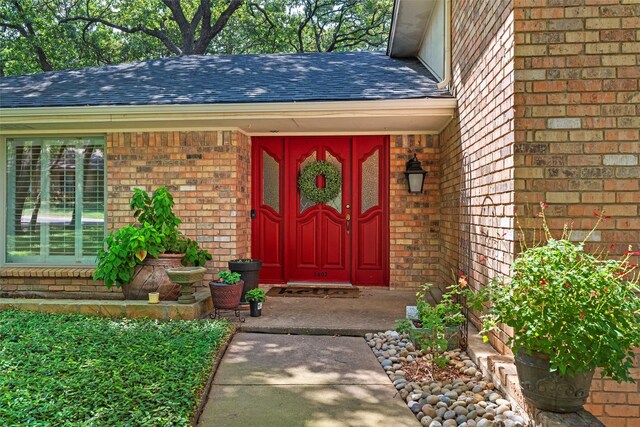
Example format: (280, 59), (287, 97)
(515, 349), (594, 413)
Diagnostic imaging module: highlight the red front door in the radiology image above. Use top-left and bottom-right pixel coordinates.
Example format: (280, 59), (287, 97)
(251, 136), (389, 286)
(285, 137), (352, 283)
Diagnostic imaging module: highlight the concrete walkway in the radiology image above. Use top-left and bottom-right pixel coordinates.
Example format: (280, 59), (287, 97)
(240, 288), (418, 336)
(198, 333), (419, 427)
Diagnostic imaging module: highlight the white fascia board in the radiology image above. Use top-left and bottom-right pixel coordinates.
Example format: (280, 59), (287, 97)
(0, 99), (457, 124)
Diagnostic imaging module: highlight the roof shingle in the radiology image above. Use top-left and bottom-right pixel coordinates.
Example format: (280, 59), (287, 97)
(0, 51), (451, 109)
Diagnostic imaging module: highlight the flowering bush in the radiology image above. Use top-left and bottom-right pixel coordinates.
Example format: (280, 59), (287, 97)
(479, 203), (640, 382)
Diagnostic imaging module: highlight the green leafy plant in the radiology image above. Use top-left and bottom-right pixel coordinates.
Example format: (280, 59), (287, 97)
(479, 203), (640, 382)
(0, 310), (233, 426)
(396, 280), (467, 376)
(94, 222), (165, 288)
(245, 288), (266, 302)
(94, 187), (211, 288)
(217, 271), (242, 285)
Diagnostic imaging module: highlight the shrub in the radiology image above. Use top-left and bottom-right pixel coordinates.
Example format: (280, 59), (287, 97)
(479, 204), (640, 382)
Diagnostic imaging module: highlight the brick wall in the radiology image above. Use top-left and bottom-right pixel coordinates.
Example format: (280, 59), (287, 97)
(0, 130), (252, 298)
(389, 134), (441, 289)
(513, 1), (640, 424)
(439, 0), (516, 353)
(107, 131), (252, 273)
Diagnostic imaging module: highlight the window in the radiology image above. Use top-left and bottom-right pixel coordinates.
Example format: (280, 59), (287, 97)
(4, 137), (105, 265)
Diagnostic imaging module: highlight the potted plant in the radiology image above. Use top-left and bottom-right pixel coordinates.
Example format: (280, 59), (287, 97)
(245, 288), (266, 317)
(209, 271), (244, 309)
(228, 258), (263, 303)
(478, 203), (640, 413)
(93, 187), (211, 300)
(402, 280), (466, 351)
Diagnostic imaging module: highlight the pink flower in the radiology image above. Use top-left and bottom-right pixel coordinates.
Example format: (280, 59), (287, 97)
(478, 257), (487, 264)
(540, 202), (548, 210)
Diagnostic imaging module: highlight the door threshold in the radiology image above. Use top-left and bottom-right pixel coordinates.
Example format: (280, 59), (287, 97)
(286, 282), (353, 288)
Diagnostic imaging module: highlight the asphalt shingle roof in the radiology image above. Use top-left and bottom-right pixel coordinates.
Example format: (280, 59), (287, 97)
(0, 51), (452, 109)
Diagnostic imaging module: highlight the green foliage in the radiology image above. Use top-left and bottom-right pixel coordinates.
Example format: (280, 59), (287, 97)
(396, 281), (467, 374)
(94, 187), (211, 288)
(416, 282), (466, 329)
(298, 161), (342, 204)
(245, 288), (266, 302)
(93, 222), (165, 288)
(217, 271), (241, 285)
(0, 0), (166, 76)
(217, 0), (393, 54)
(0, 310), (233, 426)
(2, 0), (393, 76)
(479, 205), (640, 382)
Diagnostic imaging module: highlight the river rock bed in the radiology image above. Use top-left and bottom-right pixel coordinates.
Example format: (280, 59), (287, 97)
(366, 331), (528, 427)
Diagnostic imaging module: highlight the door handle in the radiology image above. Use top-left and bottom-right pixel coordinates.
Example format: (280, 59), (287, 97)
(346, 213), (351, 233)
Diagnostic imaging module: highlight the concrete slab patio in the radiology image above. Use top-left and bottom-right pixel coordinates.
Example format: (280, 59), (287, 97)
(198, 333), (419, 427)
(238, 288), (418, 336)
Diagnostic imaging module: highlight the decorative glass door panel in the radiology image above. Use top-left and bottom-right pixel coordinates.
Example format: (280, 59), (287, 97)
(251, 138), (285, 283)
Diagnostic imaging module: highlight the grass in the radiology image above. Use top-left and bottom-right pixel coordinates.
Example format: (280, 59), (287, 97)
(0, 310), (233, 426)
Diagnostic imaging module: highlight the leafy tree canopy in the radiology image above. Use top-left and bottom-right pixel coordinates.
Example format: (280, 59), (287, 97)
(1, 0), (392, 76)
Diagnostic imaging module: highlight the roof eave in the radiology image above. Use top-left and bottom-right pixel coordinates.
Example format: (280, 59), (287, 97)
(0, 98), (457, 135)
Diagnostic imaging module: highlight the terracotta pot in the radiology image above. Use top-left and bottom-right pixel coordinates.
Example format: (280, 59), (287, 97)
(122, 253), (183, 301)
(209, 280), (244, 309)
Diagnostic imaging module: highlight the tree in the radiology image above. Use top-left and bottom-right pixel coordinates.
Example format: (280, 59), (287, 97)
(63, 0), (244, 55)
(211, 0), (392, 54)
(1, 0), (393, 76)
(0, 0), (165, 75)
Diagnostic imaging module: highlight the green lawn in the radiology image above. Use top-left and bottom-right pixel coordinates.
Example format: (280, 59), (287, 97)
(0, 310), (233, 426)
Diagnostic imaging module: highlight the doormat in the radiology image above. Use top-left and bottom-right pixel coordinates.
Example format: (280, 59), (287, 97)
(266, 286), (360, 298)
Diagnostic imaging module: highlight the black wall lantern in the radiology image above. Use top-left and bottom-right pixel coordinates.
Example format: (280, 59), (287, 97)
(404, 153), (427, 194)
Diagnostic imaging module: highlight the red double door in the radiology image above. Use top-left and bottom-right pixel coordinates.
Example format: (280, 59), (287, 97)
(251, 136), (389, 286)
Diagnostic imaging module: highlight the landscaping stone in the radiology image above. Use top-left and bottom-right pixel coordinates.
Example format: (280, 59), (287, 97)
(368, 330), (529, 427)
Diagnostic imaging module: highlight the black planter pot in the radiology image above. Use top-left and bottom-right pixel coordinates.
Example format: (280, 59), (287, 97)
(228, 259), (263, 303)
(249, 301), (263, 317)
(515, 349), (595, 413)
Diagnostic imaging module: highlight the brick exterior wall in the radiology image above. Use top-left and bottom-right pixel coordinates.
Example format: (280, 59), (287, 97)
(0, 130), (252, 297)
(439, 0), (516, 353)
(107, 130), (252, 277)
(389, 134), (441, 289)
(513, 1), (640, 424)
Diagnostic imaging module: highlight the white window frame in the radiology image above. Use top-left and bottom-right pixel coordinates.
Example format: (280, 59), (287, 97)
(1, 135), (106, 267)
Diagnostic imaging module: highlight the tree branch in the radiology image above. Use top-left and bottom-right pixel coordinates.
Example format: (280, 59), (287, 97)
(194, 0), (243, 54)
(62, 16), (182, 55)
(10, 0), (53, 71)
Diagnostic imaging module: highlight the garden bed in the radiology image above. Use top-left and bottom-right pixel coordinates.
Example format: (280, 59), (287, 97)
(0, 310), (233, 426)
(366, 330), (528, 427)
